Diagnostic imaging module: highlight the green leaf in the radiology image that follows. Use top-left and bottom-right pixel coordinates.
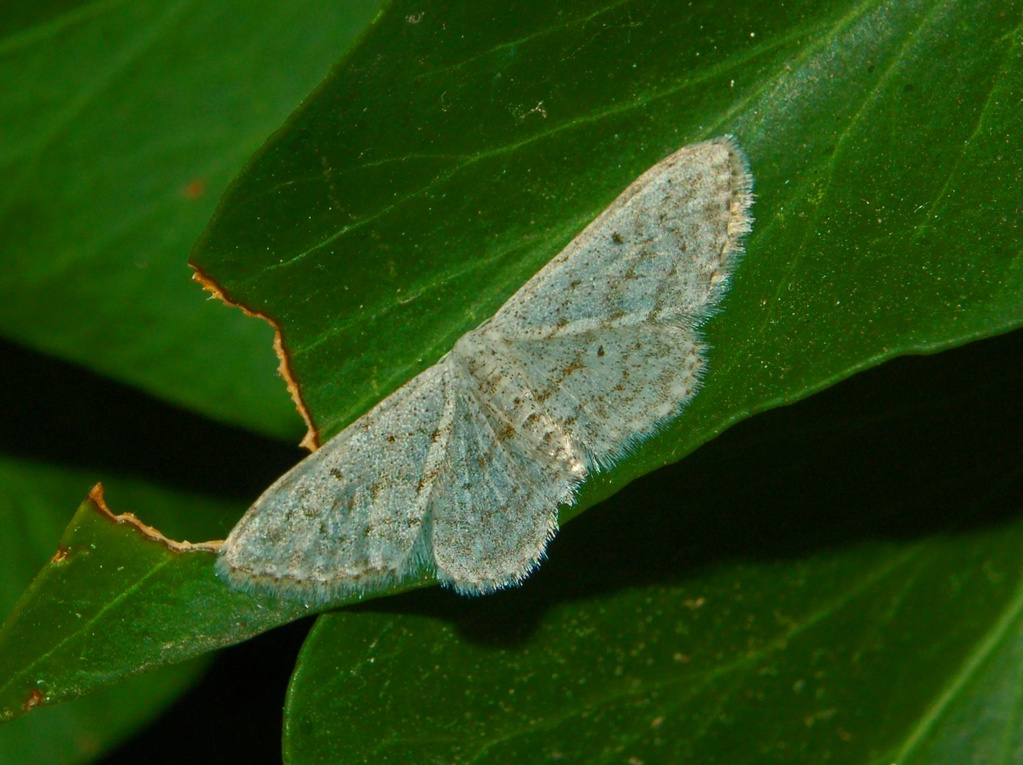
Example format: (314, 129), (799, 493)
(0, 0), (384, 438)
(0, 665), (205, 765)
(193, 0), (1022, 550)
(0, 458), (212, 763)
(4, 0), (1022, 761)
(283, 333), (1023, 764)
(0, 481), (309, 723)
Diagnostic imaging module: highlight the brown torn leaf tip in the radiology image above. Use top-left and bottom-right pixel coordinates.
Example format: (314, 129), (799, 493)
(88, 484), (223, 553)
(23, 688), (44, 713)
(189, 262), (319, 451)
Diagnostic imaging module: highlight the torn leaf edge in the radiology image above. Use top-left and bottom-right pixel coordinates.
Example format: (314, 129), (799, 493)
(189, 263), (320, 451)
(87, 483), (223, 552)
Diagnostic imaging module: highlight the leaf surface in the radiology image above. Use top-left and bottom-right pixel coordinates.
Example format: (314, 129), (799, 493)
(0, 459), (212, 763)
(0, 0), (384, 438)
(0, 482), (310, 722)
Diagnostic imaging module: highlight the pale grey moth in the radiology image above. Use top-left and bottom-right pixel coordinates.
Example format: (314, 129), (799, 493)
(218, 135), (754, 600)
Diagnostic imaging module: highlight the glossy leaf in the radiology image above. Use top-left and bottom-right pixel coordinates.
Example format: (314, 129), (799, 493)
(0, 0), (384, 438)
(193, 0), (1022, 560)
(0, 666), (204, 765)
(0, 484), (311, 723)
(0, 459), (212, 763)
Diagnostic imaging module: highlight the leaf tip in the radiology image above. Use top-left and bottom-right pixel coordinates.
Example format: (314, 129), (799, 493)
(188, 263), (321, 451)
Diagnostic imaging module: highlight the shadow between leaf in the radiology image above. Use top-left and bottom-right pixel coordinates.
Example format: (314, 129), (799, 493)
(0, 337), (304, 503)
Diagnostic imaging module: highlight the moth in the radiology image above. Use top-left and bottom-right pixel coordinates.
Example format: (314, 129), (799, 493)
(218, 135), (753, 600)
